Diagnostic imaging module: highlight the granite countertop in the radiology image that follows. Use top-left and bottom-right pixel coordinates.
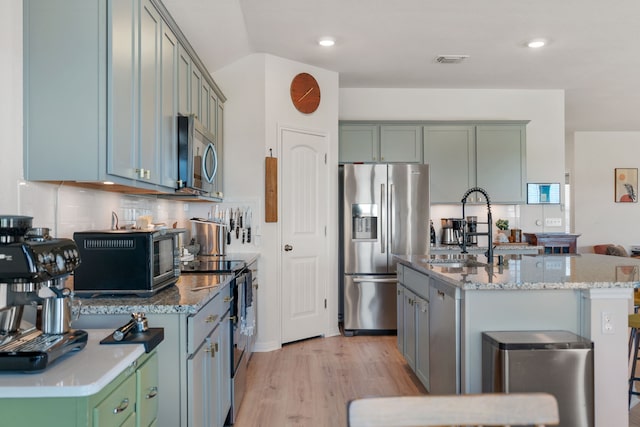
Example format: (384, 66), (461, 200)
(77, 252), (258, 316)
(396, 253), (640, 291)
(430, 244), (541, 254)
(0, 329), (144, 398)
(77, 274), (234, 315)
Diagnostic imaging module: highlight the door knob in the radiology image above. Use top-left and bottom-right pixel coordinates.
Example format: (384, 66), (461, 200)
(284, 244), (293, 251)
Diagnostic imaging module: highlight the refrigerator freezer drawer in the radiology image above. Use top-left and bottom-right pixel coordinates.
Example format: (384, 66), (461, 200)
(343, 275), (397, 333)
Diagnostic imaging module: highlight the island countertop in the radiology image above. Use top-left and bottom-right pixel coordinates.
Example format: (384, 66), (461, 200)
(0, 329), (144, 398)
(396, 253), (640, 291)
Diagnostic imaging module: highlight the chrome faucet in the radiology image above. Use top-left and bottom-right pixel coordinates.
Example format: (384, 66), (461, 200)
(460, 187), (494, 265)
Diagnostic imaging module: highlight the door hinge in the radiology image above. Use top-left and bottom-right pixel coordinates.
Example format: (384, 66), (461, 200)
(324, 299), (327, 309)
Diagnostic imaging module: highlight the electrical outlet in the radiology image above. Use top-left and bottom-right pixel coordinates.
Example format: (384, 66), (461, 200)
(544, 218), (562, 227)
(602, 311), (615, 334)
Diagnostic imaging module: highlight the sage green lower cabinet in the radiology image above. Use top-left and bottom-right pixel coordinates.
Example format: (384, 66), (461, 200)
(73, 281), (233, 427)
(0, 351), (158, 427)
(396, 266), (430, 392)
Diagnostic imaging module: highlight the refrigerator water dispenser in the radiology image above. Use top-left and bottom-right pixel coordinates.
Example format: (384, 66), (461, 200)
(352, 204), (378, 240)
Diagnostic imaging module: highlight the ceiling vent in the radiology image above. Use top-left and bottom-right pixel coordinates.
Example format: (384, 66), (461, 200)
(435, 55), (469, 64)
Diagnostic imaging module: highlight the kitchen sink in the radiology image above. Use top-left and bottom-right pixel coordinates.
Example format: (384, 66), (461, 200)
(425, 255), (488, 268)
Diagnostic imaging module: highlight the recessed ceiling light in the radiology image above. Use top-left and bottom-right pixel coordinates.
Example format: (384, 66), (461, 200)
(318, 37), (335, 47)
(527, 39), (546, 48)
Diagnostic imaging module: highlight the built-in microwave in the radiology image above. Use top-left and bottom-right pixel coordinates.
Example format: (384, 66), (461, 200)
(176, 114), (219, 196)
(72, 229), (183, 297)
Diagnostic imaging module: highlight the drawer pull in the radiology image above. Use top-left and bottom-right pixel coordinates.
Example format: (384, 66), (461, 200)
(224, 296), (234, 303)
(113, 398), (130, 414)
(205, 314), (219, 323)
(146, 386), (158, 400)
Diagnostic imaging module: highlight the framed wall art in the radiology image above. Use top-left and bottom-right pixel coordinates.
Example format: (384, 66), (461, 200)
(615, 168), (638, 203)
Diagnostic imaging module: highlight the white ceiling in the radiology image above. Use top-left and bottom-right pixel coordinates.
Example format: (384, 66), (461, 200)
(162, 0), (640, 133)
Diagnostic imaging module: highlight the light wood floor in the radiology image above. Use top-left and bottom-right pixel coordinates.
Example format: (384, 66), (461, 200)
(233, 334), (426, 427)
(233, 334), (640, 427)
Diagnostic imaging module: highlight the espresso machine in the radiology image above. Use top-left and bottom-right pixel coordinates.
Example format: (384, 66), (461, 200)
(0, 215), (87, 371)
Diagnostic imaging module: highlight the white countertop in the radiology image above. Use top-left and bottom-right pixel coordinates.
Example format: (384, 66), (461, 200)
(0, 329), (144, 398)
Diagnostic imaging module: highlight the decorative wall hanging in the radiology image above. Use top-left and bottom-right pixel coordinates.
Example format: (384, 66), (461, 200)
(615, 168), (638, 203)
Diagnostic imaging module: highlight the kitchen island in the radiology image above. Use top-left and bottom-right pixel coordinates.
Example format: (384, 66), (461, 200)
(0, 329), (155, 426)
(396, 253), (637, 427)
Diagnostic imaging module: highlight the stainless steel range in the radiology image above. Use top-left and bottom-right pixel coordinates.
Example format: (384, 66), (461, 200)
(181, 255), (252, 425)
(0, 215), (87, 371)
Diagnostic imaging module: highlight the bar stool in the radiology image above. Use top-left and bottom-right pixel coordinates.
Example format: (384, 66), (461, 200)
(629, 313), (640, 407)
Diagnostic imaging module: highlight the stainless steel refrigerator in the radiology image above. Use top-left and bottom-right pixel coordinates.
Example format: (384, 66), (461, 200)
(341, 163), (430, 335)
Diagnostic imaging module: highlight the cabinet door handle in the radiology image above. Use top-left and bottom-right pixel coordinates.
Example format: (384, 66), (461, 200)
(146, 386), (159, 400)
(224, 296), (234, 303)
(205, 314), (219, 323)
(229, 316), (237, 322)
(205, 344), (215, 358)
(113, 398), (130, 414)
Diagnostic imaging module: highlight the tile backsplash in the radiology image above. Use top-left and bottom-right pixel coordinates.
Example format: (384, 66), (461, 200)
(16, 180), (194, 239)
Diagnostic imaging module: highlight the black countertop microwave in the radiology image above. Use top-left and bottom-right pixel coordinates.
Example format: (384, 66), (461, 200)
(176, 114), (219, 196)
(72, 229), (183, 297)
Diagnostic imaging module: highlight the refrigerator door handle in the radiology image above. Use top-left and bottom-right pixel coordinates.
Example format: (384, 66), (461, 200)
(380, 183), (386, 254)
(389, 183), (394, 250)
(353, 277), (397, 283)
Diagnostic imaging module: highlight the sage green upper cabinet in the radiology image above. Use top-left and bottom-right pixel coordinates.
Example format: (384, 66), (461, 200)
(215, 102), (225, 199)
(109, 0), (163, 185)
(339, 123), (422, 163)
(476, 124), (527, 204)
(380, 125), (422, 163)
(159, 19), (179, 189)
(177, 45), (191, 115)
(190, 66), (202, 121)
(339, 124), (379, 163)
(423, 125), (475, 204)
(424, 123), (527, 204)
(23, 0), (225, 194)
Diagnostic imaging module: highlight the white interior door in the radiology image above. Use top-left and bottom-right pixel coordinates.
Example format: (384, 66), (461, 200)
(280, 127), (328, 344)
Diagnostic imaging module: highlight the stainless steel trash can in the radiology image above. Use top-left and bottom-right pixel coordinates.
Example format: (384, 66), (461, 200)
(482, 330), (594, 427)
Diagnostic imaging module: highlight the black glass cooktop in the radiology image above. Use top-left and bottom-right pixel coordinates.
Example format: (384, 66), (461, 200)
(181, 257), (245, 273)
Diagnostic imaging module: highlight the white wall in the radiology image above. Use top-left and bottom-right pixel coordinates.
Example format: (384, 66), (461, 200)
(340, 88), (567, 235)
(214, 54), (340, 351)
(574, 131), (640, 252)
